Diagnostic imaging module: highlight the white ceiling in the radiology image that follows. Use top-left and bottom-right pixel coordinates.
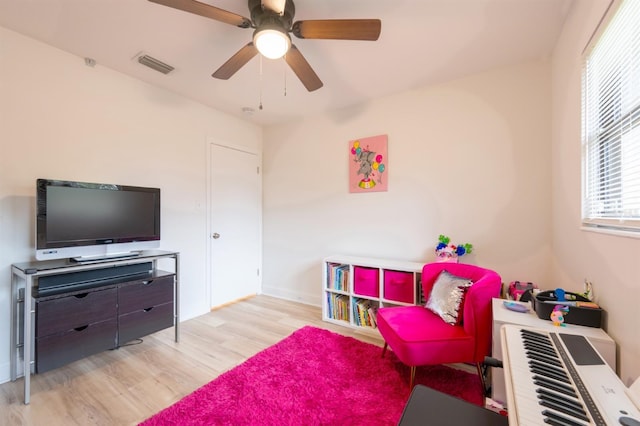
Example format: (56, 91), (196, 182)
(0, 0), (573, 125)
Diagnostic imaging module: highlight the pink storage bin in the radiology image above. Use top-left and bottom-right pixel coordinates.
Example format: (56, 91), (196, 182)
(383, 270), (414, 303)
(353, 266), (379, 297)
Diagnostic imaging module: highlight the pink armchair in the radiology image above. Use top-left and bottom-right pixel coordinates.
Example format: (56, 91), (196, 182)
(377, 262), (501, 390)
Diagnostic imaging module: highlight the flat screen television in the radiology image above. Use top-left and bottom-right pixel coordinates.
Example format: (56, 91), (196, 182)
(36, 178), (161, 261)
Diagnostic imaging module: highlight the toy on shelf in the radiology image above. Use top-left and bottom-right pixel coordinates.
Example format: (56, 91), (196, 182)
(503, 300), (529, 313)
(584, 279), (594, 301)
(435, 234), (473, 263)
(550, 304), (569, 326)
(508, 281), (538, 301)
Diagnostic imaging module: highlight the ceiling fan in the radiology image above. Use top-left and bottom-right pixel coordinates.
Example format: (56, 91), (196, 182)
(148, 0), (381, 91)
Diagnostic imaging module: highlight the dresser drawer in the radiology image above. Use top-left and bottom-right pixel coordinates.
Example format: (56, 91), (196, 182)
(118, 274), (174, 315)
(35, 318), (117, 373)
(118, 302), (174, 345)
(36, 287), (117, 337)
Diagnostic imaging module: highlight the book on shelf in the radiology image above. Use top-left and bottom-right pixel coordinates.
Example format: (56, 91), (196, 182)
(368, 306), (377, 327)
(352, 298), (377, 328)
(327, 263), (349, 291)
(327, 292), (349, 321)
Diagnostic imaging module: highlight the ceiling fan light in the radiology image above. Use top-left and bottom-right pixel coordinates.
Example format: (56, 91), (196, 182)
(254, 28), (291, 59)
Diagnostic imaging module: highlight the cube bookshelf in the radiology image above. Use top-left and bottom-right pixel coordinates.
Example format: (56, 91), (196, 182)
(322, 255), (424, 332)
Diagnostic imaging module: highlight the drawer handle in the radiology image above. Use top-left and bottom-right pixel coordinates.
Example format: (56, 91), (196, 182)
(142, 280), (154, 285)
(74, 325), (89, 332)
(74, 293), (89, 299)
(143, 307), (154, 312)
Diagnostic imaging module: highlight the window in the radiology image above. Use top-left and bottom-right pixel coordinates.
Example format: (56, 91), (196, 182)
(582, 0), (640, 233)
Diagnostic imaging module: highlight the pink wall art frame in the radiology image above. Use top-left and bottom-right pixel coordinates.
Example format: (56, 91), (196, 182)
(349, 134), (388, 193)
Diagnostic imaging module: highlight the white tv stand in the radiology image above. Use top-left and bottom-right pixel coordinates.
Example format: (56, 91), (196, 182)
(10, 250), (180, 405)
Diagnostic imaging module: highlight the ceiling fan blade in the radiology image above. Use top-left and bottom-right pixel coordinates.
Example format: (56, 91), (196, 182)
(212, 43), (259, 80)
(148, 0), (251, 28)
(285, 45), (323, 92)
(292, 19), (381, 41)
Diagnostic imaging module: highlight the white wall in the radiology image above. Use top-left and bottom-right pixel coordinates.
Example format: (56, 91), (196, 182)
(551, 0), (640, 386)
(0, 26), (262, 383)
(262, 60), (553, 305)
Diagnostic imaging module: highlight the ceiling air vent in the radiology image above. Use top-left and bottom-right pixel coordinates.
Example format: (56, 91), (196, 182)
(137, 54), (174, 75)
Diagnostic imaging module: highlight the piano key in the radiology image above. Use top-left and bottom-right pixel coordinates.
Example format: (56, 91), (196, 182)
(527, 351), (564, 367)
(531, 366), (571, 383)
(521, 329), (553, 344)
(529, 359), (569, 378)
(543, 419), (569, 426)
(521, 329), (547, 339)
(536, 388), (584, 411)
(539, 399), (589, 421)
(527, 348), (558, 360)
(523, 342), (553, 353)
(542, 409), (590, 426)
(522, 333), (553, 345)
(543, 418), (584, 426)
(533, 376), (577, 397)
(523, 341), (557, 354)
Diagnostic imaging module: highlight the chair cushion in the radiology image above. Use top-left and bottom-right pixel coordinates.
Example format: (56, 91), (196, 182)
(377, 306), (475, 366)
(425, 270), (473, 325)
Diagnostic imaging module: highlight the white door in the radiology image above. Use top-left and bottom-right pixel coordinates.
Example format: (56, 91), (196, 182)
(209, 143), (261, 308)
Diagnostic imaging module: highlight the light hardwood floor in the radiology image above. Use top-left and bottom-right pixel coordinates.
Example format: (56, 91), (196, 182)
(0, 295), (384, 426)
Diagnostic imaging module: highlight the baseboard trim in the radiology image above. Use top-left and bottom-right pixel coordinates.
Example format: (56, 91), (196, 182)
(0, 360), (11, 385)
(261, 286), (320, 307)
(210, 293), (257, 311)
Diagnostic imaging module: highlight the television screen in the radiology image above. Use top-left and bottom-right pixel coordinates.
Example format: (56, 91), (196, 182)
(36, 179), (161, 261)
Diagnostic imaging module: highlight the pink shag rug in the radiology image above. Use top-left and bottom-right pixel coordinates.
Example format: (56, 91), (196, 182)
(140, 326), (483, 425)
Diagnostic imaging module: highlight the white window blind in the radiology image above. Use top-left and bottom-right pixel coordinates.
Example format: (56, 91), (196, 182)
(582, 0), (640, 232)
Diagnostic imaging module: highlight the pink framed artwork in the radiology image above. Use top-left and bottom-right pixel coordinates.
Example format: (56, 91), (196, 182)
(349, 134), (388, 193)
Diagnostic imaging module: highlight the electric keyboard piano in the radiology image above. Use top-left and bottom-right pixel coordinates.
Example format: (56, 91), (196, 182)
(500, 324), (640, 426)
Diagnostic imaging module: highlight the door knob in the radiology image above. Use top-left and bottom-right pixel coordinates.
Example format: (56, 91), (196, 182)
(212, 233), (220, 239)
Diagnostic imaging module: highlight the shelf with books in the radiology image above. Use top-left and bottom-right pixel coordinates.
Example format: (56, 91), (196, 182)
(325, 262), (350, 292)
(322, 255), (424, 332)
(352, 297), (378, 328)
(325, 292), (350, 324)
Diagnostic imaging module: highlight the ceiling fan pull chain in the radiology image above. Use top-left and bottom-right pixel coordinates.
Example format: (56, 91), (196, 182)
(259, 55), (264, 110)
(283, 55), (287, 97)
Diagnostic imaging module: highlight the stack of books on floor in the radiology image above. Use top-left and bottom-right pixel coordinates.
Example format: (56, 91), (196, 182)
(353, 298), (377, 328)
